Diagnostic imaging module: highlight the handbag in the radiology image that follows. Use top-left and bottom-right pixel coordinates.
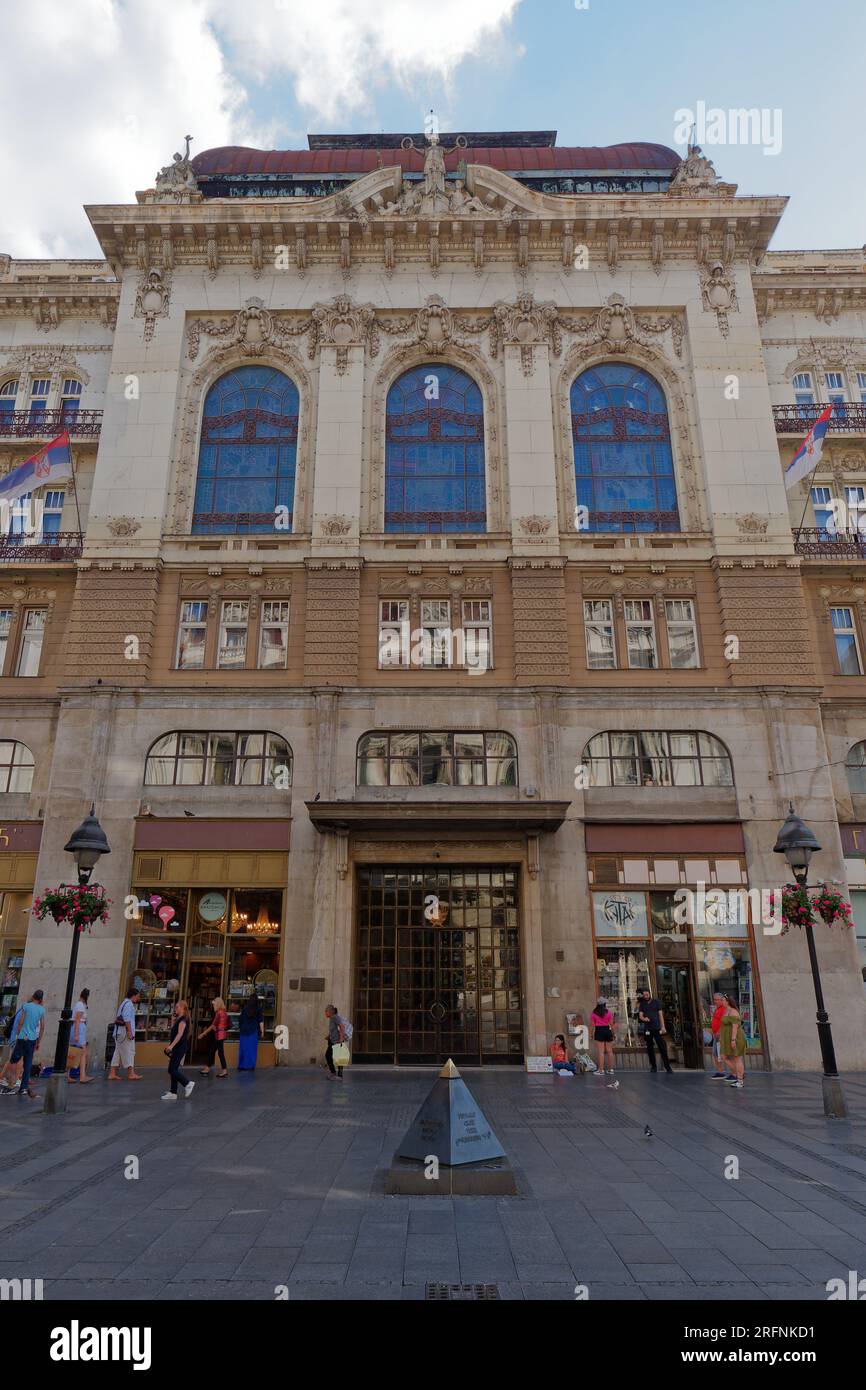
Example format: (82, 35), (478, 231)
(332, 1042), (351, 1067)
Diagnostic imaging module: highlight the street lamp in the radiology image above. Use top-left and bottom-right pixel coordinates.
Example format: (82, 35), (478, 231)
(43, 805), (111, 1115)
(773, 804), (848, 1120)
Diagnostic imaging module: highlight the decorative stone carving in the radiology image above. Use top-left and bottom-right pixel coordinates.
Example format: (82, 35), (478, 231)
(701, 262), (739, 337)
(379, 294), (464, 356)
(736, 513), (768, 536)
(152, 135), (201, 203)
(668, 143), (737, 197)
(134, 268), (170, 342)
(319, 515), (352, 537)
(487, 293), (563, 375)
(373, 132), (498, 220)
(186, 298), (310, 361)
(517, 516), (552, 537)
(308, 295), (379, 373)
(0, 345), (90, 389)
(781, 338), (866, 378)
(105, 516), (141, 538)
(560, 293), (684, 360)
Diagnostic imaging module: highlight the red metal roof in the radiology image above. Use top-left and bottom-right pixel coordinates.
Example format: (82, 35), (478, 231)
(192, 142), (680, 179)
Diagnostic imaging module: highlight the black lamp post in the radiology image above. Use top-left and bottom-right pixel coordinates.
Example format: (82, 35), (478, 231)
(773, 804), (848, 1120)
(43, 805), (111, 1115)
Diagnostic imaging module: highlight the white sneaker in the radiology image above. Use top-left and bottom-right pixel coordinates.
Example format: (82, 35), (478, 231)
(183, 1081), (195, 1098)
(160, 1091), (177, 1101)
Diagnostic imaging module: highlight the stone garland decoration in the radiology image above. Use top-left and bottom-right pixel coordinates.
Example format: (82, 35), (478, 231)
(700, 263), (739, 338)
(133, 269), (171, 343)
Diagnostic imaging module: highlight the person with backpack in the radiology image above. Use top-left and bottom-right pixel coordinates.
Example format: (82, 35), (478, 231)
(324, 1004), (349, 1080)
(198, 995), (229, 1077)
(108, 987), (142, 1081)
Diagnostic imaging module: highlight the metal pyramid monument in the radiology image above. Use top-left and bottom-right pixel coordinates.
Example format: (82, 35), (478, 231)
(397, 1059), (507, 1166)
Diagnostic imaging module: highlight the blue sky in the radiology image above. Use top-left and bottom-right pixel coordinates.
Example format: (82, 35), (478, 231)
(4, 0), (864, 256)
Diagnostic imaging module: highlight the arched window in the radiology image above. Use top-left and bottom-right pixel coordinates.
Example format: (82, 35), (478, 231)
(356, 730), (517, 786)
(0, 740), (35, 793)
(385, 364), (485, 532)
(0, 379), (18, 419)
(192, 367), (299, 535)
(571, 363), (679, 533)
(846, 742), (866, 794)
(144, 731), (292, 787)
(582, 731), (732, 788)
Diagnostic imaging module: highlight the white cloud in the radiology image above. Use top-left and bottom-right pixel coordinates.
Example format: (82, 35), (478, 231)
(1, 0), (521, 258)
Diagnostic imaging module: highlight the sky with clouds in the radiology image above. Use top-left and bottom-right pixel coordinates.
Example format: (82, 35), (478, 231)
(3, 0), (863, 259)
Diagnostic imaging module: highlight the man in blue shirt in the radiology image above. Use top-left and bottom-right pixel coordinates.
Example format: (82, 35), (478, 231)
(10, 989), (45, 1100)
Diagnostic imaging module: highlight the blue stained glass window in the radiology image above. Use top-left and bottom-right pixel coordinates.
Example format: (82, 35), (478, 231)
(192, 367), (299, 535)
(385, 364), (486, 533)
(571, 364), (680, 533)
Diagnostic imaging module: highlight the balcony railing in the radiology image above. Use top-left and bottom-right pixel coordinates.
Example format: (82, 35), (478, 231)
(793, 527), (866, 559)
(0, 410), (103, 438)
(0, 532), (83, 562)
(774, 403), (866, 435)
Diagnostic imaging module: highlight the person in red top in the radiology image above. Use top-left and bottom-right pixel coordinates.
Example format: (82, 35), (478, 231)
(549, 1034), (578, 1077)
(709, 991), (733, 1080)
(198, 995), (229, 1077)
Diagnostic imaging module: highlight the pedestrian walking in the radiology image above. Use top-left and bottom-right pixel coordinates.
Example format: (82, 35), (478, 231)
(709, 991), (734, 1081)
(549, 1033), (578, 1076)
(324, 1004), (346, 1079)
(720, 994), (747, 1090)
(590, 998), (617, 1077)
(0, 1003), (24, 1094)
(10, 989), (45, 1101)
(637, 988), (674, 1074)
(161, 1000), (195, 1101)
(237, 991), (264, 1071)
(108, 987), (142, 1081)
(198, 996), (229, 1077)
(70, 987), (94, 1085)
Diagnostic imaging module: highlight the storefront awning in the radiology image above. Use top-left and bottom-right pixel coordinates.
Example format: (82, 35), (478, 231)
(306, 800), (571, 834)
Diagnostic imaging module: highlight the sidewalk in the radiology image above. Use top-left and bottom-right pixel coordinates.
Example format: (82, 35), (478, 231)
(1, 1065), (866, 1300)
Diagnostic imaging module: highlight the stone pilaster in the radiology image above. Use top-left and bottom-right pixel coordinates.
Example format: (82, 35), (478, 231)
(303, 559), (361, 684)
(509, 557), (570, 682)
(64, 562), (161, 683)
(714, 558), (817, 685)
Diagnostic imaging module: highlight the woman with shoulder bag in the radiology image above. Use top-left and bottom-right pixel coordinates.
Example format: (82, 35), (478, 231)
(198, 995), (229, 1077)
(161, 1000), (195, 1101)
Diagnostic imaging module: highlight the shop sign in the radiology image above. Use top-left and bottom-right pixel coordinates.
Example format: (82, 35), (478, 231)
(841, 825), (866, 856)
(593, 891), (648, 938)
(526, 1056), (553, 1073)
(198, 891), (228, 924)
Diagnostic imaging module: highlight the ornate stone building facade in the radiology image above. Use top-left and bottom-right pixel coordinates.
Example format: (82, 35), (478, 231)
(0, 129), (864, 1071)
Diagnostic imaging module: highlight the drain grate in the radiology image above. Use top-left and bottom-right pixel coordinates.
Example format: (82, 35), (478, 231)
(426, 1283), (501, 1301)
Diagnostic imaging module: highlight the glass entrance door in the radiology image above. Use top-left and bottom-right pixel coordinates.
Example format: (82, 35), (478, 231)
(354, 865), (523, 1065)
(655, 962), (703, 1069)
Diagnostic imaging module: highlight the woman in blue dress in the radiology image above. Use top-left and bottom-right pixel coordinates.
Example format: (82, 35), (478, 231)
(237, 991), (264, 1071)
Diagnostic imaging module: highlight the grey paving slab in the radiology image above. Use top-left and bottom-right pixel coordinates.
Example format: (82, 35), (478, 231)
(1, 1065), (864, 1301)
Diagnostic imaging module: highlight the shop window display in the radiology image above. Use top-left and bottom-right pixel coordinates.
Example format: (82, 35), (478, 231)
(596, 945), (650, 1047)
(695, 943), (760, 1047)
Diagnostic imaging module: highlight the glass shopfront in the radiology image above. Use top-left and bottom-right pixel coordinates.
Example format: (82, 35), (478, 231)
(124, 885), (282, 1065)
(0, 891), (30, 1038)
(588, 852), (765, 1068)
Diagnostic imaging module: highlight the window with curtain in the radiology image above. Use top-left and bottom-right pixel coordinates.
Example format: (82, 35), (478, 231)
(582, 731), (733, 788)
(571, 363), (679, 533)
(385, 364), (486, 532)
(356, 731), (518, 787)
(192, 367), (299, 535)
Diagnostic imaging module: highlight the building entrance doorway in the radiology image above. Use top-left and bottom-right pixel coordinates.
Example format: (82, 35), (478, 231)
(354, 865), (524, 1065)
(655, 961), (703, 1069)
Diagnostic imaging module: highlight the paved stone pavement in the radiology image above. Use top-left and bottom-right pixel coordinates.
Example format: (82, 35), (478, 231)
(2, 1065), (866, 1301)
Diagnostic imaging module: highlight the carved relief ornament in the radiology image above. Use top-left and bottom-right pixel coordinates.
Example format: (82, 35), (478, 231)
(700, 263), (739, 337)
(308, 295), (380, 373)
(559, 293), (684, 360)
(134, 268), (170, 342)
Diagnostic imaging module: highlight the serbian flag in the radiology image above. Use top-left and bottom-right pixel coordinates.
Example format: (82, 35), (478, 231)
(0, 433), (73, 508)
(784, 407), (833, 490)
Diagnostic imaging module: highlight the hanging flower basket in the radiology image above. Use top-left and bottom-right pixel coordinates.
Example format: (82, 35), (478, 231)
(779, 882), (852, 936)
(812, 882), (853, 928)
(32, 884), (110, 933)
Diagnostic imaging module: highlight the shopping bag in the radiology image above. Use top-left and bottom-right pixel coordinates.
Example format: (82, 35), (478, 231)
(332, 1042), (351, 1067)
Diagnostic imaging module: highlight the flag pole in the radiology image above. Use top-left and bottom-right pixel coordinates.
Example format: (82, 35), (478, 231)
(64, 432), (84, 540)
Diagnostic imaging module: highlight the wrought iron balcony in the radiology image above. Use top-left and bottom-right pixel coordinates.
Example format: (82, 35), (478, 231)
(0, 532), (83, 562)
(0, 410), (102, 438)
(793, 527), (866, 559)
(774, 403), (866, 435)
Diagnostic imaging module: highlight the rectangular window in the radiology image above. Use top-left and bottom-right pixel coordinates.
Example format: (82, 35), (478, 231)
(857, 372), (866, 404)
(16, 608), (46, 677)
(41, 489), (65, 536)
(624, 599), (657, 669)
(217, 600), (249, 669)
(850, 891), (866, 991)
(258, 600), (289, 669)
(792, 372), (814, 410)
(811, 485), (835, 533)
(462, 599), (492, 672)
(176, 600), (208, 670)
(378, 599), (409, 668)
(665, 598), (700, 669)
(0, 609), (11, 672)
(60, 379), (82, 425)
(583, 599), (616, 669)
(825, 371), (845, 398)
(830, 606), (862, 675)
(420, 599), (452, 668)
(28, 380), (50, 421)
